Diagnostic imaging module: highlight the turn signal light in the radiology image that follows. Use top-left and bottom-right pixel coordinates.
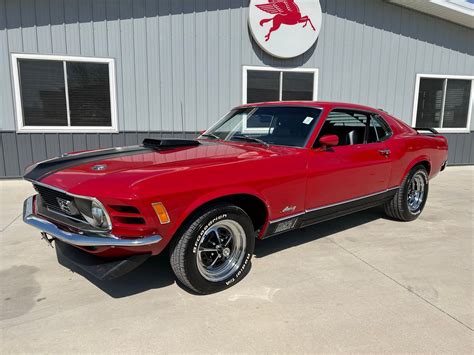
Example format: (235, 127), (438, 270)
(152, 202), (170, 224)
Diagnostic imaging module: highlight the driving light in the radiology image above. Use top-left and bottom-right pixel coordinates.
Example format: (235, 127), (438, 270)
(152, 202), (170, 224)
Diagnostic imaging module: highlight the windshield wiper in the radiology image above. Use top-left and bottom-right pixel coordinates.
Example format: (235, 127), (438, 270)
(199, 132), (220, 140)
(231, 134), (269, 148)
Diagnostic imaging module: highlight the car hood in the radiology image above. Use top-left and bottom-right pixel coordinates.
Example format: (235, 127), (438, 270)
(37, 141), (298, 197)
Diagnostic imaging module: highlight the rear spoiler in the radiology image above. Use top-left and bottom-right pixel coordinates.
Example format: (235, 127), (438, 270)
(413, 127), (439, 135)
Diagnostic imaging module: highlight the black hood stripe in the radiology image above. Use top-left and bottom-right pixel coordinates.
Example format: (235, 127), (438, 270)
(24, 145), (152, 181)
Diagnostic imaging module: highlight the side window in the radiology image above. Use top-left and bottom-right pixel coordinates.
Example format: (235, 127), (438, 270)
(368, 115), (391, 143)
(315, 110), (368, 147)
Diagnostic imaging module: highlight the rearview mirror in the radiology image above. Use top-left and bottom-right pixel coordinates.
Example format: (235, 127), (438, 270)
(319, 134), (339, 150)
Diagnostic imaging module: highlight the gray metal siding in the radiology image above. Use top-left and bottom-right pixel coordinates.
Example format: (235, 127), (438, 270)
(1, 131), (472, 178)
(0, 0), (473, 177)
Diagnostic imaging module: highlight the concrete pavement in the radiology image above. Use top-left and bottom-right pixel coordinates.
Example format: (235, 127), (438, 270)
(1, 167), (472, 353)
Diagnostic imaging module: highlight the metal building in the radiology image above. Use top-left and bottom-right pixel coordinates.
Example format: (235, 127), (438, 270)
(0, 0), (473, 177)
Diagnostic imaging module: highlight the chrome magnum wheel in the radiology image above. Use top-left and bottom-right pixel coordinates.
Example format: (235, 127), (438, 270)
(196, 219), (247, 282)
(407, 172), (425, 212)
(384, 165), (429, 221)
(170, 203), (255, 294)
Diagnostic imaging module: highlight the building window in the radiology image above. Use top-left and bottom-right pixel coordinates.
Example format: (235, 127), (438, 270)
(412, 74), (473, 133)
(243, 66), (318, 104)
(12, 54), (117, 133)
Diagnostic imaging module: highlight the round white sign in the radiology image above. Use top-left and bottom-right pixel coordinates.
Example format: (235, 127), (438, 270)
(248, 0), (322, 59)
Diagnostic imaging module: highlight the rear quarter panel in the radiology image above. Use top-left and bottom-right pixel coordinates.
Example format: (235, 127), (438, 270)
(383, 114), (448, 186)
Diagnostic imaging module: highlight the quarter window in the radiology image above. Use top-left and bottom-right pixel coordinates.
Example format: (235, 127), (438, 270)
(413, 75), (473, 132)
(244, 67), (318, 104)
(12, 54), (117, 132)
(368, 115), (391, 143)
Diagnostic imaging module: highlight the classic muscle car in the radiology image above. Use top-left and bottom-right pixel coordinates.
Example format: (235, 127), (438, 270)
(23, 102), (448, 294)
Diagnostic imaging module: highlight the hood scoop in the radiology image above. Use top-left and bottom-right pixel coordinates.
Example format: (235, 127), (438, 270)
(142, 138), (200, 149)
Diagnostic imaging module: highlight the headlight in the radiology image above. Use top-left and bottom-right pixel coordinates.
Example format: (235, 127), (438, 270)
(78, 199), (111, 230)
(91, 201), (107, 227)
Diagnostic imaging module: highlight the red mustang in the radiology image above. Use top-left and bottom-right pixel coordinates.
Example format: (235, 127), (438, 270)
(23, 102), (448, 294)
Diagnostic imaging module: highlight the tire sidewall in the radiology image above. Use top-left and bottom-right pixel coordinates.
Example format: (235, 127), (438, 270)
(183, 206), (255, 294)
(401, 166), (429, 219)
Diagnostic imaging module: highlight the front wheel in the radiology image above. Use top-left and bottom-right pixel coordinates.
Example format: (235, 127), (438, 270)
(384, 165), (429, 221)
(169, 203), (255, 294)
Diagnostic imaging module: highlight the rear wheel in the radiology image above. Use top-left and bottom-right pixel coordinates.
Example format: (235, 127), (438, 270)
(169, 203), (255, 294)
(384, 165), (429, 221)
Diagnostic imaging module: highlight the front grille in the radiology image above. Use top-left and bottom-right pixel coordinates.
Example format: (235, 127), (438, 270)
(34, 184), (85, 220)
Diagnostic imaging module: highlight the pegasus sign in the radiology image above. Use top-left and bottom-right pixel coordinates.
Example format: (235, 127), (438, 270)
(249, 0), (322, 58)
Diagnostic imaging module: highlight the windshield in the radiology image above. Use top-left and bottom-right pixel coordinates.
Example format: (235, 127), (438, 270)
(201, 106), (322, 148)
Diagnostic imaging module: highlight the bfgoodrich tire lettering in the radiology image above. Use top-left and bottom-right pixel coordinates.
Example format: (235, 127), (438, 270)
(170, 203), (255, 294)
(384, 165), (429, 221)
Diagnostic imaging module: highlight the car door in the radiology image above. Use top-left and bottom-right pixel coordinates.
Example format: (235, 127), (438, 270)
(305, 109), (393, 211)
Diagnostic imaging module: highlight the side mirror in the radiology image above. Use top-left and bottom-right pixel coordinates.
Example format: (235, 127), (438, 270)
(318, 134), (339, 150)
(199, 130), (206, 135)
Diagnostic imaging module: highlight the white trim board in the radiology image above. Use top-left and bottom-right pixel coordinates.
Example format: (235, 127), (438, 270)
(411, 73), (474, 134)
(11, 53), (119, 133)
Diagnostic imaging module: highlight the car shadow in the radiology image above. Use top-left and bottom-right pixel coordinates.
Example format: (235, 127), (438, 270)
(64, 207), (385, 298)
(61, 251), (176, 298)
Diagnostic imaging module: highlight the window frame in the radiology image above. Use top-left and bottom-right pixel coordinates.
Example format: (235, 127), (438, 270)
(242, 66), (319, 104)
(411, 73), (474, 134)
(11, 53), (118, 133)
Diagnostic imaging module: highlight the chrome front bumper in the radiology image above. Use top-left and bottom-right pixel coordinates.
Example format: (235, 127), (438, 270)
(23, 195), (162, 248)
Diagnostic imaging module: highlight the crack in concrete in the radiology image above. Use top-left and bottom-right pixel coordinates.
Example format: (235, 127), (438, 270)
(0, 214), (21, 233)
(330, 238), (473, 332)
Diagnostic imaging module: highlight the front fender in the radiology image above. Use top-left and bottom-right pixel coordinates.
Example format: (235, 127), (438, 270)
(166, 186), (270, 241)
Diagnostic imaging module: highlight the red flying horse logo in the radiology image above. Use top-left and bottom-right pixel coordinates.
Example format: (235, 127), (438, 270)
(256, 0), (316, 41)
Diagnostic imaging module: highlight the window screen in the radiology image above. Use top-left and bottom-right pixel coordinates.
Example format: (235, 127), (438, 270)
(67, 62), (111, 126)
(246, 70), (280, 103)
(415, 77), (472, 129)
(415, 78), (444, 128)
(16, 57), (113, 129)
(19, 59), (68, 126)
(442, 80), (471, 128)
(282, 72), (313, 101)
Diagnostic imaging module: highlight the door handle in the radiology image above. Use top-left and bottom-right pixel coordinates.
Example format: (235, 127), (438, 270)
(378, 149), (391, 157)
